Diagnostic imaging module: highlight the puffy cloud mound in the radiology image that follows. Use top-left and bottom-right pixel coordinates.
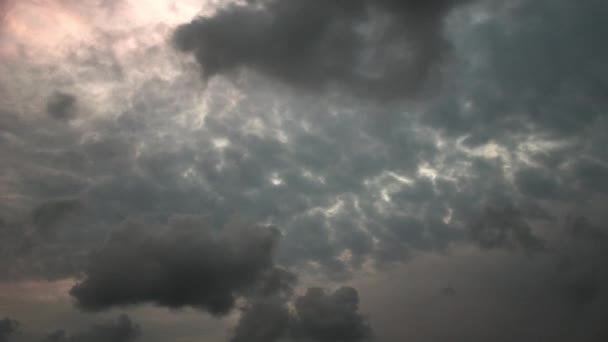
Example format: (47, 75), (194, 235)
(70, 217), (294, 315)
(232, 286), (372, 342)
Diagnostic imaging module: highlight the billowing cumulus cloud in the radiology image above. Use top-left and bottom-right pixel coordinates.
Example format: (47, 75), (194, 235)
(232, 286), (372, 342)
(71, 218), (295, 315)
(173, 0), (466, 98)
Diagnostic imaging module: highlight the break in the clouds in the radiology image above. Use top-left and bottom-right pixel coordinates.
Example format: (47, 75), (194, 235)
(1, 0), (608, 341)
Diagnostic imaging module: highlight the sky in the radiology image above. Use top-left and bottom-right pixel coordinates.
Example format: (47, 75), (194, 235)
(1, 0), (607, 341)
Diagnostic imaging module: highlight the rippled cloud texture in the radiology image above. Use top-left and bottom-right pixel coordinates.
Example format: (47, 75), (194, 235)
(1, 0), (607, 341)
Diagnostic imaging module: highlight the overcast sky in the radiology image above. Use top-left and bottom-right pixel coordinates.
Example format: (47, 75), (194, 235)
(1, 0), (607, 341)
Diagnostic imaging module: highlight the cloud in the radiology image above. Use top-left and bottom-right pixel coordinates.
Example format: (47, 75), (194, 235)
(70, 217), (295, 315)
(0, 0), (13, 28)
(0, 0), (604, 288)
(43, 314), (140, 342)
(31, 198), (83, 239)
(0, 318), (19, 342)
(0, 200), (88, 282)
(469, 205), (544, 252)
(46, 92), (77, 121)
(357, 235), (608, 342)
(514, 167), (561, 200)
(232, 286), (372, 342)
(568, 216), (608, 242)
(440, 285), (456, 296)
(427, 0), (608, 144)
(294, 286), (373, 342)
(2, 0), (608, 340)
(232, 296), (292, 342)
(173, 0), (466, 98)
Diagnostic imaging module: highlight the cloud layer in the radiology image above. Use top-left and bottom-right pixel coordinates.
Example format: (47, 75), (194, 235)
(1, 0), (608, 341)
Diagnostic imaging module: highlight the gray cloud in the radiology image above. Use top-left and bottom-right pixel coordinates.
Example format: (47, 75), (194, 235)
(469, 205), (544, 252)
(70, 217), (294, 315)
(1, 0), (608, 340)
(43, 315), (140, 342)
(293, 286), (372, 342)
(428, 0), (608, 144)
(514, 167), (561, 200)
(232, 296), (292, 342)
(358, 235), (608, 342)
(232, 286), (372, 342)
(46, 92), (77, 121)
(0, 0), (605, 285)
(31, 198), (83, 239)
(173, 0), (466, 98)
(568, 216), (608, 242)
(0, 199), (88, 282)
(0, 318), (19, 342)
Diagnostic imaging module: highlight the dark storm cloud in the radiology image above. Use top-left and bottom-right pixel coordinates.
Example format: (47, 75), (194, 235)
(232, 286), (372, 342)
(46, 92), (77, 121)
(43, 315), (140, 342)
(173, 0), (466, 97)
(70, 217), (295, 315)
(0, 318), (19, 342)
